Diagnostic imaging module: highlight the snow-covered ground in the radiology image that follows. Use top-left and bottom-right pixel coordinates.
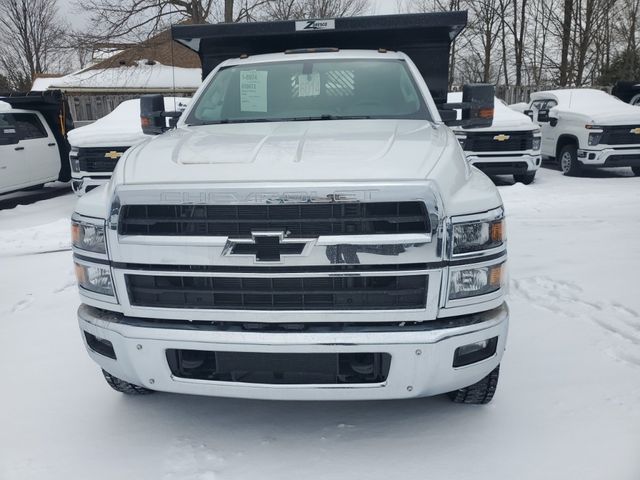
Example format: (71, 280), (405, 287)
(1, 167), (639, 480)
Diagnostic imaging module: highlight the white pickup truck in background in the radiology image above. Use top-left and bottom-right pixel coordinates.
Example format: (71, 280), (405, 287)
(68, 97), (190, 195)
(0, 98), (71, 195)
(525, 89), (640, 176)
(449, 92), (541, 184)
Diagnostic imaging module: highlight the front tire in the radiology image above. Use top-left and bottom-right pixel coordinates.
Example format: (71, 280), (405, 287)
(559, 144), (582, 176)
(447, 365), (500, 404)
(632, 166), (640, 176)
(513, 172), (536, 184)
(102, 370), (154, 395)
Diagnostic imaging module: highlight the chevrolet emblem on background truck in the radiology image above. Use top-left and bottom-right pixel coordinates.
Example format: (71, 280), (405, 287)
(493, 134), (511, 141)
(104, 151), (123, 160)
(630, 127), (640, 134)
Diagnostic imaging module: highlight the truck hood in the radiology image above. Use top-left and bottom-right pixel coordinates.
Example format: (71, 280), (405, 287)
(121, 119), (450, 184)
(583, 108), (640, 125)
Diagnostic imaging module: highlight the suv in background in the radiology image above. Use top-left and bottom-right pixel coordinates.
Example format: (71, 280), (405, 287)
(450, 93), (541, 184)
(527, 89), (640, 176)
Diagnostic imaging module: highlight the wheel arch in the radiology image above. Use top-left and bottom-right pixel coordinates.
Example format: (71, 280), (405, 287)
(555, 134), (579, 160)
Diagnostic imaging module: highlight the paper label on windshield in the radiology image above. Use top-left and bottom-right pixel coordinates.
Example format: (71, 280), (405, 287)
(297, 73), (321, 97)
(240, 70), (268, 112)
(3, 128), (16, 134)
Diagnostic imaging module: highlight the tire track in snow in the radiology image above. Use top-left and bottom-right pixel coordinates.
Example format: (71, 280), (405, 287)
(511, 276), (640, 367)
(162, 438), (226, 480)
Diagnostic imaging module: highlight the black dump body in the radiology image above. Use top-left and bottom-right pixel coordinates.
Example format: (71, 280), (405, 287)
(0, 89), (75, 181)
(172, 12), (466, 106)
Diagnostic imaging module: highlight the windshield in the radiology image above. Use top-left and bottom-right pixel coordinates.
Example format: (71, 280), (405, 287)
(185, 59), (432, 125)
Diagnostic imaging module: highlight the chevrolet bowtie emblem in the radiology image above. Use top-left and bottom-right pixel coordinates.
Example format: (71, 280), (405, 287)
(493, 134), (510, 141)
(104, 150), (123, 160)
(224, 232), (312, 262)
(630, 127), (640, 135)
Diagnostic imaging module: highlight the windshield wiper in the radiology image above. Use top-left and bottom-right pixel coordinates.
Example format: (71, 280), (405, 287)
(188, 115), (372, 126)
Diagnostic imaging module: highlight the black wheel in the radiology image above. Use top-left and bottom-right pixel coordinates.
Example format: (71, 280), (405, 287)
(447, 365), (500, 404)
(630, 93), (640, 106)
(24, 184), (45, 191)
(102, 370), (154, 395)
(513, 172), (536, 184)
(559, 144), (582, 176)
(632, 166), (640, 176)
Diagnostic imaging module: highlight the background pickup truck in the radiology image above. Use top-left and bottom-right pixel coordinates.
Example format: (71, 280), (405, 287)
(68, 97), (191, 195)
(526, 88), (640, 176)
(0, 91), (74, 195)
(450, 92), (541, 184)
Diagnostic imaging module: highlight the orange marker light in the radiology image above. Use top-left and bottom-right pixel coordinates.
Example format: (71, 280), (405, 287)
(71, 222), (81, 246)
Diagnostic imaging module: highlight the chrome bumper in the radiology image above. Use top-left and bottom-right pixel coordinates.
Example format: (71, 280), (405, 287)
(78, 303), (508, 401)
(467, 153), (541, 173)
(578, 147), (640, 167)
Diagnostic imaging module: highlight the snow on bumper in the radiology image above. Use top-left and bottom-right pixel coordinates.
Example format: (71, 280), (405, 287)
(467, 153), (541, 174)
(78, 303), (509, 401)
(71, 175), (109, 196)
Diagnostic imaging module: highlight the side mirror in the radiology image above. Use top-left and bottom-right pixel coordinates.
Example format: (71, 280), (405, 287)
(523, 109), (534, 120)
(141, 94), (167, 135)
(537, 109), (550, 122)
(461, 83), (494, 128)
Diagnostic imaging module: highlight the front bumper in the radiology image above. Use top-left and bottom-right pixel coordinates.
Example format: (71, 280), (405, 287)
(467, 153), (541, 175)
(71, 175), (110, 196)
(578, 147), (640, 167)
(78, 303), (509, 401)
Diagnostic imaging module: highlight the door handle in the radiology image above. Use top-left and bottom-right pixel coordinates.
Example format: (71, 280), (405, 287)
(14, 146), (24, 151)
(48, 143), (56, 146)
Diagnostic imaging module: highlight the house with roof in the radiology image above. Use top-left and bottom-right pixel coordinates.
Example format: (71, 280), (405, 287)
(47, 28), (202, 123)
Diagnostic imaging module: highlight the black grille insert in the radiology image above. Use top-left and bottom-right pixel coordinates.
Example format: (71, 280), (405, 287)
(126, 274), (428, 310)
(600, 126), (640, 145)
(77, 147), (129, 173)
(464, 131), (533, 152)
(166, 350), (391, 384)
(118, 202), (429, 237)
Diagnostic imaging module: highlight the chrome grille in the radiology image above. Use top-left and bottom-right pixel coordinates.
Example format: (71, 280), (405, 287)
(118, 202), (429, 237)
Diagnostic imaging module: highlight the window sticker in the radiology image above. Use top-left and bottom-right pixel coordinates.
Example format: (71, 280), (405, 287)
(3, 128), (16, 134)
(240, 70), (268, 112)
(297, 73), (321, 97)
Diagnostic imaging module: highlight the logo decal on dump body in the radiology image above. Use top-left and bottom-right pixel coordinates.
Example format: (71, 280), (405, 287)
(493, 134), (510, 142)
(224, 232), (312, 262)
(104, 151), (123, 159)
(295, 20), (336, 31)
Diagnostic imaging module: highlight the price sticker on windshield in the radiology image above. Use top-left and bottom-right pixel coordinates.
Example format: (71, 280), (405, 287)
(240, 70), (268, 112)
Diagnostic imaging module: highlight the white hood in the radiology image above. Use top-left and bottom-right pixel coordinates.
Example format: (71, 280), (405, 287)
(448, 92), (536, 132)
(121, 119), (452, 184)
(68, 97), (190, 147)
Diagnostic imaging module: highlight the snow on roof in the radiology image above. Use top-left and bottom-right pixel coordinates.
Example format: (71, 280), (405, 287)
(48, 60), (201, 92)
(31, 76), (64, 92)
(447, 92), (535, 130)
(68, 96), (191, 147)
(530, 88), (638, 117)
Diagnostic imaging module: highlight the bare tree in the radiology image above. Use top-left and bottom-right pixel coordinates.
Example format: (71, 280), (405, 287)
(0, 0), (68, 91)
(263, 0), (368, 20)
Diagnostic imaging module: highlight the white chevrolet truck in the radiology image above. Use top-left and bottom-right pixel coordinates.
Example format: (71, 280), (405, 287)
(527, 88), (640, 176)
(72, 13), (509, 404)
(449, 92), (541, 184)
(69, 97), (191, 195)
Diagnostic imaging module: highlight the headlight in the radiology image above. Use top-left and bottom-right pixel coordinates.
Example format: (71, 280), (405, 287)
(532, 136), (541, 151)
(449, 263), (505, 300)
(74, 263), (114, 296)
(71, 218), (106, 253)
(452, 217), (505, 255)
(70, 147), (80, 172)
(588, 132), (602, 146)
